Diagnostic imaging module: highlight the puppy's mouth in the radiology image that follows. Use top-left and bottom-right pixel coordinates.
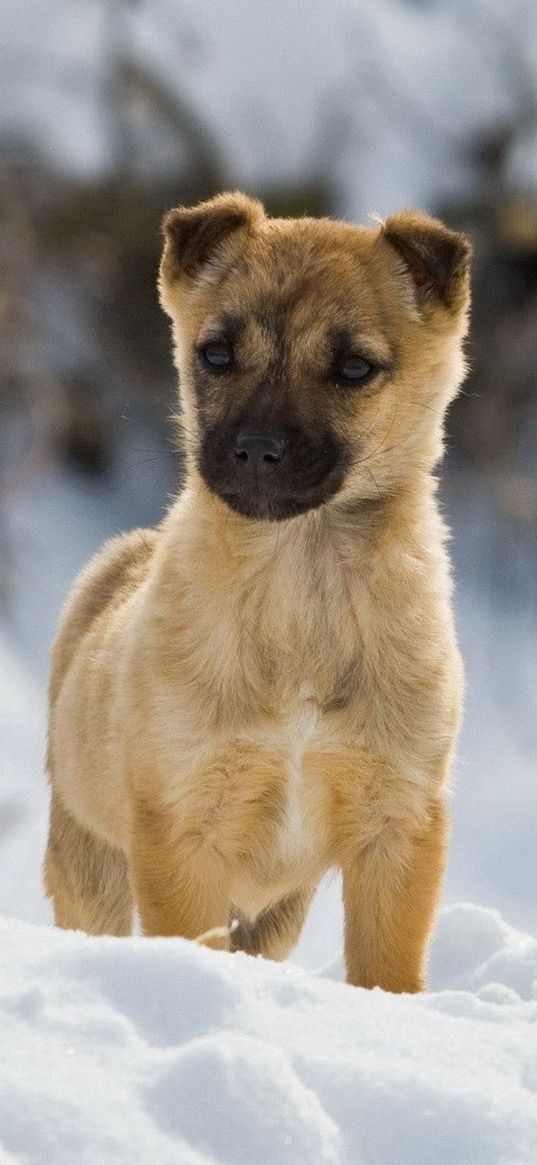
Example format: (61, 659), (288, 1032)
(198, 426), (349, 522)
(212, 476), (345, 522)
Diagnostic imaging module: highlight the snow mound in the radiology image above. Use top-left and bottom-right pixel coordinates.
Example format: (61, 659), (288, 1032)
(1, 904), (536, 1164)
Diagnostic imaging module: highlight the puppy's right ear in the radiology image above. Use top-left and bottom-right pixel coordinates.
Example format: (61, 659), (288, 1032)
(381, 210), (471, 313)
(160, 191), (264, 283)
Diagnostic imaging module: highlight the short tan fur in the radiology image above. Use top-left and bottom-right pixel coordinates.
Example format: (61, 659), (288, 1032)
(45, 193), (471, 991)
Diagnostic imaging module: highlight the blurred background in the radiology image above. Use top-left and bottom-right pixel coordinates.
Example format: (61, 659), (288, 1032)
(0, 0), (536, 949)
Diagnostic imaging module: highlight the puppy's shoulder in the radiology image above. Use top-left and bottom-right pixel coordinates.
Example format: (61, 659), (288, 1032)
(49, 527), (159, 708)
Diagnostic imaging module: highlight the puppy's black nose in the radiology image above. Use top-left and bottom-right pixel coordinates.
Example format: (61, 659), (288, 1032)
(234, 433), (286, 469)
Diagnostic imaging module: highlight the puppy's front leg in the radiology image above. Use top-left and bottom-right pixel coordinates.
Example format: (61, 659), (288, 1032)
(342, 797), (448, 993)
(130, 794), (230, 947)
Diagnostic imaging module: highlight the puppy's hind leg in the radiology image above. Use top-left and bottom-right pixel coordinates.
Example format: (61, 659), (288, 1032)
(44, 792), (132, 935)
(231, 887), (315, 962)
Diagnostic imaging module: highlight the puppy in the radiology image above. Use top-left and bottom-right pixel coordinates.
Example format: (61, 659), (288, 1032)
(45, 193), (471, 991)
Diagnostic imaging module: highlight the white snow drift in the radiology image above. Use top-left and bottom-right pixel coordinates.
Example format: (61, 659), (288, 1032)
(0, 904), (536, 1165)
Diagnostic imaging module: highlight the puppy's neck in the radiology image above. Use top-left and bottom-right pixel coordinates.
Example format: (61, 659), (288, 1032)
(156, 469), (444, 697)
(169, 468), (428, 574)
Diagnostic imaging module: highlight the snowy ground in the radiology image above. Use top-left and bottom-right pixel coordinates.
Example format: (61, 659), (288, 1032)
(1, 905), (537, 1164)
(0, 457), (536, 1162)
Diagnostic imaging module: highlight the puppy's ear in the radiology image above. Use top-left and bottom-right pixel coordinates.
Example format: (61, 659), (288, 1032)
(161, 191), (264, 282)
(382, 210), (471, 310)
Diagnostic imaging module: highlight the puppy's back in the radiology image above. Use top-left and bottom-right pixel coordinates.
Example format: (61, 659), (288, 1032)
(49, 527), (158, 714)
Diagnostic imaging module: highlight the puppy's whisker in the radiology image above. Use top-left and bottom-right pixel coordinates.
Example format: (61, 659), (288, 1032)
(406, 399), (440, 415)
(364, 465), (384, 502)
(350, 401), (402, 475)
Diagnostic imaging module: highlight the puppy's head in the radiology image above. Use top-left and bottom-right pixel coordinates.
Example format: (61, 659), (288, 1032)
(159, 192), (471, 521)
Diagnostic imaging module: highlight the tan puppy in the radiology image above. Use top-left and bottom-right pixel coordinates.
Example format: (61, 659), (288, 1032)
(44, 193), (471, 992)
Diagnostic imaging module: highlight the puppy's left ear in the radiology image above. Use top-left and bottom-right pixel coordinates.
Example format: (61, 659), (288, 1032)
(161, 191), (265, 283)
(382, 210), (471, 310)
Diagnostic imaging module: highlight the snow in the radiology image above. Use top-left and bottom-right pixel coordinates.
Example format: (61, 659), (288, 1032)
(0, 904), (536, 1164)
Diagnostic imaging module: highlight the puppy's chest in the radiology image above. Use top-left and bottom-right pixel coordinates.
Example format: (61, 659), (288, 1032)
(248, 681), (332, 858)
(232, 585), (361, 720)
(276, 683), (328, 862)
(228, 682), (331, 915)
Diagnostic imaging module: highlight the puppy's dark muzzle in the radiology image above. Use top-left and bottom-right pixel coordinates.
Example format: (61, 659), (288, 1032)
(199, 419), (348, 520)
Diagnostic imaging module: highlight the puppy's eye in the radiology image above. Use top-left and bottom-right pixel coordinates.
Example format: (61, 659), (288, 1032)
(336, 355), (374, 386)
(199, 341), (233, 371)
